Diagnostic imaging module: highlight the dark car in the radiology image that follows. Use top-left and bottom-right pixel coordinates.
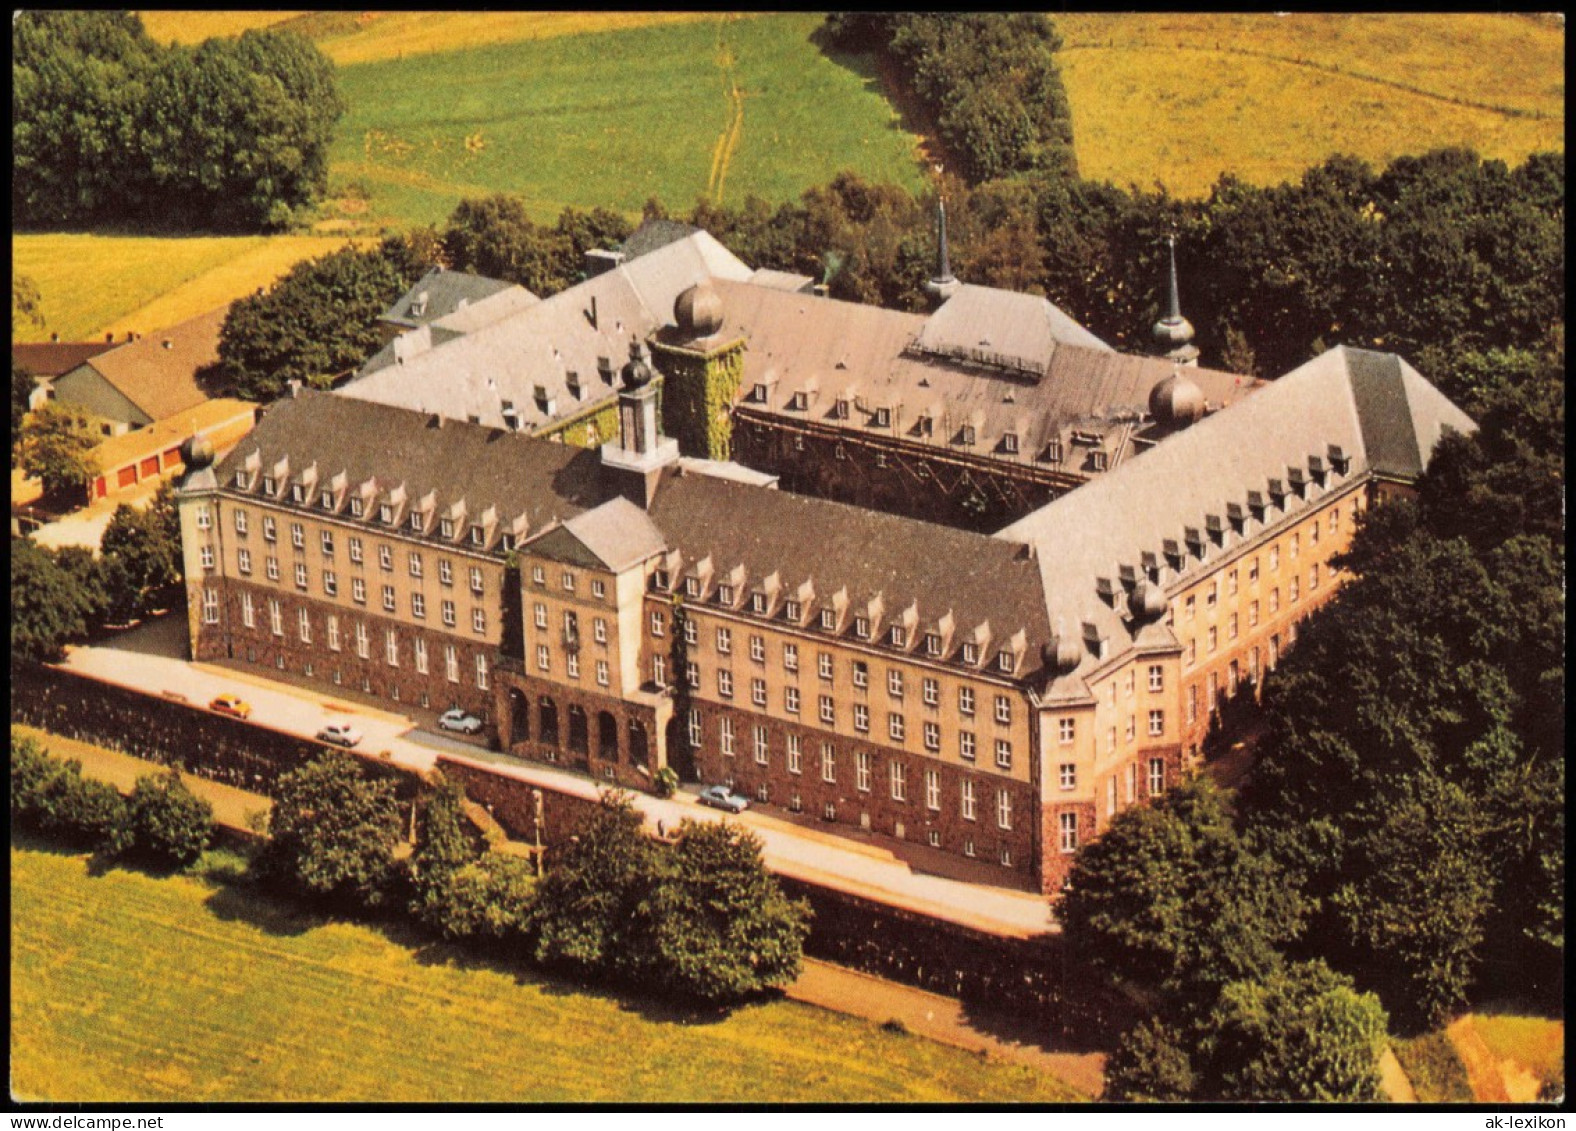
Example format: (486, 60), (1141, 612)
(697, 784), (749, 814)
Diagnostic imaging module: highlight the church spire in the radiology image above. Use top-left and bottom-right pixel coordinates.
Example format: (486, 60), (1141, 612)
(1151, 234), (1199, 365)
(924, 187), (961, 307)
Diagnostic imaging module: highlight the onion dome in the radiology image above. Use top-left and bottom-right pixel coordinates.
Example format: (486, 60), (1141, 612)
(1151, 235), (1199, 362)
(1129, 578), (1168, 621)
(1046, 625), (1083, 674)
(181, 434), (216, 469)
(674, 282), (724, 337)
(620, 337), (655, 390)
(1148, 369), (1206, 428)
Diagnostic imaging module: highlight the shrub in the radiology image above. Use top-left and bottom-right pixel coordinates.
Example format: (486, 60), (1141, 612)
(1391, 1031), (1473, 1103)
(44, 772), (128, 849)
(653, 766), (679, 799)
(425, 855), (536, 943)
(117, 770), (214, 867)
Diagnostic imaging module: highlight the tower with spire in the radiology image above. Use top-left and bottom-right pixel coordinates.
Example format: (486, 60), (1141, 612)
(1151, 235), (1199, 366)
(924, 191), (961, 308)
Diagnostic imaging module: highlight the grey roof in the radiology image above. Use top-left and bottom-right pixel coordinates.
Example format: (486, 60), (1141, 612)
(621, 218), (701, 261)
(648, 468), (1053, 674)
(715, 280), (1251, 477)
(212, 390), (606, 550)
(913, 284), (1113, 370)
(338, 232), (753, 433)
(551, 496), (669, 572)
(995, 346), (1475, 688)
(379, 267), (533, 330)
(747, 268), (816, 293)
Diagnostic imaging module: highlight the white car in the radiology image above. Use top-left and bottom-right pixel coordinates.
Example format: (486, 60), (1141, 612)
(437, 708), (483, 735)
(316, 722), (364, 748)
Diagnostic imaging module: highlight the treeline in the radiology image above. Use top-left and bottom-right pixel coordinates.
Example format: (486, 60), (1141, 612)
(13, 11), (343, 231)
(823, 14), (1077, 183)
(665, 148), (1562, 407)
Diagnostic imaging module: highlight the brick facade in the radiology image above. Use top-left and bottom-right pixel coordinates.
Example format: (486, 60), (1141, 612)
(492, 661), (662, 793)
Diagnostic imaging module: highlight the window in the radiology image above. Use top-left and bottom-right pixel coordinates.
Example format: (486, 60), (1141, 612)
(323, 570), (338, 597)
(594, 617), (607, 645)
(1269, 545), (1280, 571)
(1188, 684), (1199, 725)
(684, 619), (698, 646)
(195, 504), (212, 530)
(717, 584), (734, 606)
(717, 669), (733, 698)
(1059, 763), (1076, 791)
(476, 654), (489, 690)
(439, 559), (451, 585)
(1207, 626), (1218, 653)
(469, 525), (485, 547)
(750, 593), (766, 614)
(324, 613), (340, 651)
(819, 695), (835, 725)
(854, 616), (869, 640)
(856, 751), (871, 792)
(1126, 764), (1138, 804)
(442, 599), (456, 627)
(685, 662), (699, 688)
(378, 545), (392, 571)
(1249, 600), (1260, 628)
(347, 576), (363, 603)
(652, 655), (666, 686)
(888, 669), (903, 698)
(201, 588), (220, 625)
(1310, 564), (1320, 589)
(1227, 568), (1239, 597)
(1059, 812), (1078, 853)
(787, 734), (802, 775)
(1125, 670), (1136, 698)
(888, 712), (905, 742)
(1330, 510), (1340, 534)
(688, 709), (702, 749)
(959, 686), (974, 716)
(1058, 718), (1075, 745)
(381, 584), (395, 612)
(591, 579), (606, 599)
(716, 626), (731, 655)
(260, 514), (276, 542)
(1248, 557), (1259, 582)
(1149, 709), (1164, 737)
(785, 686), (800, 714)
(649, 610), (665, 637)
(268, 599), (283, 637)
(994, 695), (1011, 725)
(890, 761), (907, 802)
(405, 551), (422, 579)
(752, 725), (768, 765)
(566, 651), (580, 679)
(959, 731), (976, 761)
(783, 642), (798, 672)
(1148, 757), (1166, 796)
(348, 537), (362, 564)
(1126, 715), (1137, 742)
(784, 599), (801, 622)
(200, 544), (215, 570)
(1229, 612), (1239, 640)
(385, 629), (399, 666)
(751, 677), (767, 707)
(1289, 576), (1300, 603)
(298, 608), (312, 643)
(596, 659), (609, 687)
(995, 738), (1012, 770)
(852, 661), (868, 688)
(996, 651), (1014, 673)
(445, 644), (459, 683)
(471, 568), (485, 596)
(889, 625), (906, 647)
(1148, 664), (1163, 692)
(925, 769), (940, 811)
(686, 577), (702, 599)
(922, 678), (939, 707)
(355, 621), (370, 659)
(294, 562), (309, 590)
(997, 790), (1012, 831)
(961, 779), (977, 821)
(820, 743), (836, 783)
(1290, 532), (1300, 560)
(749, 634), (764, 662)
(1107, 776), (1118, 817)
(234, 509), (249, 535)
(1107, 726), (1117, 754)
(1185, 595), (1195, 620)
(290, 523), (304, 550)
(818, 652), (833, 680)
(853, 703), (869, 732)
(720, 718), (735, 757)
(413, 636), (427, 673)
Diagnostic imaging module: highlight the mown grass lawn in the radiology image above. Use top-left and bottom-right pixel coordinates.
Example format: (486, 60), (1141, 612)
(1054, 12), (1564, 196)
(327, 12), (925, 227)
(11, 841), (1082, 1104)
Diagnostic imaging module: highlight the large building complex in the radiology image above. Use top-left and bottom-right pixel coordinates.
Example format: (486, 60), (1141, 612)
(177, 284), (1472, 890)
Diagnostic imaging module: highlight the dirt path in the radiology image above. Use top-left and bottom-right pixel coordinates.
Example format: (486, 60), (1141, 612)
(1447, 1017), (1547, 1103)
(1377, 1046), (1417, 1103)
(787, 958), (1104, 1099)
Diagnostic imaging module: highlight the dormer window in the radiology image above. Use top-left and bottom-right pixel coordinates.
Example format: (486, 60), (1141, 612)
(500, 533), (515, 553)
(873, 407), (891, 428)
(1091, 450), (1109, 472)
(752, 383), (768, 403)
(653, 569), (670, 591)
(1002, 432), (1019, 455)
(379, 504), (394, 525)
(469, 525), (485, 546)
(889, 625), (906, 647)
(834, 399), (850, 420)
(350, 498), (364, 518)
(784, 599), (801, 622)
(409, 512), (423, 532)
(924, 633), (941, 656)
(854, 617), (869, 640)
(235, 471), (250, 489)
(263, 476), (276, 495)
(685, 577), (701, 598)
(291, 484), (305, 504)
(789, 391), (808, 411)
(320, 491), (334, 510)
(440, 519), (454, 539)
(996, 651), (1014, 673)
(750, 593), (766, 614)
(959, 425), (976, 447)
(917, 414), (934, 438)
(820, 609), (836, 630)
(962, 642), (980, 665)
(716, 584), (734, 606)
(1040, 439), (1063, 463)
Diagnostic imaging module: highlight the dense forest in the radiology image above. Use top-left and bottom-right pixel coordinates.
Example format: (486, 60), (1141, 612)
(12, 11), (342, 231)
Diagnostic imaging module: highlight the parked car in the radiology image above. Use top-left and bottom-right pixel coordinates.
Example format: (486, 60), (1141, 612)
(316, 722), (363, 748)
(436, 708), (484, 735)
(697, 784), (749, 814)
(209, 693), (252, 720)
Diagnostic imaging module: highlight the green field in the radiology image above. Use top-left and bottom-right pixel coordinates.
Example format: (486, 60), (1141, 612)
(1055, 13), (1564, 197)
(11, 842), (1081, 1103)
(327, 12), (925, 226)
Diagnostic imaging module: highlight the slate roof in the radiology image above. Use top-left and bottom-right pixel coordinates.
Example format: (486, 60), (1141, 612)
(995, 346), (1475, 690)
(648, 468), (1053, 675)
(716, 281), (1251, 476)
(338, 232), (753, 432)
(379, 267), (534, 330)
(212, 389), (606, 552)
(69, 307), (226, 421)
(12, 341), (116, 378)
(913, 283), (1113, 367)
(621, 218), (701, 261)
(555, 497), (669, 572)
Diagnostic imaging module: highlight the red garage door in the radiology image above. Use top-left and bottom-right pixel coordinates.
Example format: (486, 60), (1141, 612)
(117, 465), (137, 489)
(162, 446), (182, 469)
(140, 456), (160, 478)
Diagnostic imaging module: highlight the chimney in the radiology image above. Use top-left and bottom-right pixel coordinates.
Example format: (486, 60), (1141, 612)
(287, 379), (303, 398)
(162, 340), (173, 350)
(584, 248), (625, 278)
(589, 295), (598, 329)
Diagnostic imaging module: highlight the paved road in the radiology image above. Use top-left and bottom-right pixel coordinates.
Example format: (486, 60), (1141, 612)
(58, 630), (1058, 939)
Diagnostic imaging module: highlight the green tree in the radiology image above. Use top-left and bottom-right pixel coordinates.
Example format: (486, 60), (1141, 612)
(11, 537), (98, 662)
(407, 773), (486, 931)
(630, 820), (810, 1003)
(442, 194), (576, 295)
(424, 855), (536, 943)
(1102, 1019), (1195, 1102)
(17, 404), (99, 494)
(211, 243), (422, 401)
(99, 483), (183, 620)
(255, 750), (403, 908)
(526, 791), (655, 974)
(116, 770), (214, 867)
(12, 364), (37, 463)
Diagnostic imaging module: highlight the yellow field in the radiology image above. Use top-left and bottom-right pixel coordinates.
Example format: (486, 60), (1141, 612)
(12, 234), (364, 343)
(1467, 1014), (1564, 1094)
(1055, 13), (1565, 196)
(138, 11), (732, 66)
